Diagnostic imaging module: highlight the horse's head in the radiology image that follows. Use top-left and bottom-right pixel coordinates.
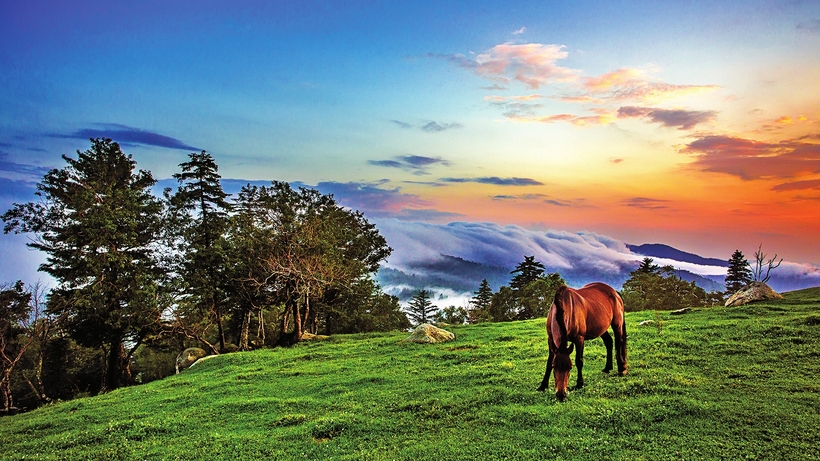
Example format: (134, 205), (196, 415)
(552, 343), (574, 401)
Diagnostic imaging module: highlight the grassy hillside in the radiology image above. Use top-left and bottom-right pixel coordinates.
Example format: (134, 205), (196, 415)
(2, 289), (820, 460)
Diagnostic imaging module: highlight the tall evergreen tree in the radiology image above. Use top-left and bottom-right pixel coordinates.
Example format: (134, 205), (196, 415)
(406, 289), (437, 325)
(509, 256), (546, 291)
(166, 151), (232, 352)
(469, 279), (494, 323)
(725, 250), (752, 293)
(2, 138), (163, 391)
(634, 257), (661, 275)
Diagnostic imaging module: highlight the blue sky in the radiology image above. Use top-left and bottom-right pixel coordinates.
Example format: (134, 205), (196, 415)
(2, 1), (820, 286)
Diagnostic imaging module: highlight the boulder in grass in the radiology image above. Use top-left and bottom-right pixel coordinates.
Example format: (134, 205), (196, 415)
(402, 323), (455, 344)
(725, 281), (783, 307)
(175, 347), (207, 374)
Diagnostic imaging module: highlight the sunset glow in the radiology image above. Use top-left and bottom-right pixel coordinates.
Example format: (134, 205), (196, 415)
(1, 1), (820, 285)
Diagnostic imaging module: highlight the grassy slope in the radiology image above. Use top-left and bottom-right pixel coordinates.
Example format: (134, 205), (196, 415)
(2, 289), (820, 460)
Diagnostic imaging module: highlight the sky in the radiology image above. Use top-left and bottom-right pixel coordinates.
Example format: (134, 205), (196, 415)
(2, 0), (820, 288)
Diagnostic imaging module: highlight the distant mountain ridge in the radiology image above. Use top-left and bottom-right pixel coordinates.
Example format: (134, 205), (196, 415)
(377, 246), (729, 304)
(627, 243), (729, 267)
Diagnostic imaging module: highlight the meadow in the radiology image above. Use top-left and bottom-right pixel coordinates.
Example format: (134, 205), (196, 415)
(1, 288), (819, 460)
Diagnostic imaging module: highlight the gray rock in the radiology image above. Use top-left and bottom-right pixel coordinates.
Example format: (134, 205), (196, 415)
(402, 324), (455, 344)
(725, 281), (783, 307)
(175, 347), (207, 374)
(670, 308), (691, 315)
(638, 320), (656, 326)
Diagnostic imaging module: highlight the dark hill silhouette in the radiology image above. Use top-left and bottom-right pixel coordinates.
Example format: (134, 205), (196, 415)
(628, 243), (728, 268)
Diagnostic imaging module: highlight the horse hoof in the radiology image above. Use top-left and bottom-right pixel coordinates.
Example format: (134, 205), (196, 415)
(618, 370), (628, 376)
(602, 369), (611, 374)
(536, 387), (546, 392)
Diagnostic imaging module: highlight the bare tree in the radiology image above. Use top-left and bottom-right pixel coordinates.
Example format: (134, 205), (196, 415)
(19, 281), (55, 407)
(751, 244), (783, 283)
(1, 281), (54, 413)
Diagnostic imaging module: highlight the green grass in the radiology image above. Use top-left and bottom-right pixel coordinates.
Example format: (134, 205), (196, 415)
(2, 288), (820, 460)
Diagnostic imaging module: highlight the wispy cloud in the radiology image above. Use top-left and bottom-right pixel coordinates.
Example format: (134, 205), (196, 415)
(438, 43), (720, 129)
(389, 209), (466, 221)
(757, 114), (814, 133)
(797, 18), (820, 34)
(492, 193), (548, 201)
(314, 181), (432, 214)
(581, 68), (719, 104)
(368, 155), (451, 175)
(440, 176), (544, 186)
(391, 119), (463, 132)
(617, 106), (717, 130)
(314, 181), (463, 222)
(623, 197), (670, 210)
(681, 135), (820, 180)
(421, 121), (462, 132)
(0, 153), (51, 179)
(450, 42), (577, 89)
(772, 178), (820, 192)
(390, 120), (414, 129)
(507, 112), (615, 126)
(52, 123), (199, 151)
(512, 27), (527, 35)
(544, 199), (573, 207)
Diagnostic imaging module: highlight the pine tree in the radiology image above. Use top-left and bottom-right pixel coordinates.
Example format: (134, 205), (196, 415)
(510, 256), (546, 291)
(469, 279), (493, 323)
(634, 257), (661, 276)
(2, 138), (163, 392)
(406, 289), (437, 325)
(166, 151), (232, 352)
(725, 250), (752, 293)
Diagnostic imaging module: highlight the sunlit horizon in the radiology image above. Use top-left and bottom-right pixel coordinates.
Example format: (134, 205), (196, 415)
(2, 1), (820, 287)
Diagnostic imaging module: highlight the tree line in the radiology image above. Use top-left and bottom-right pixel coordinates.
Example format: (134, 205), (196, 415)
(399, 256), (569, 326)
(0, 138), (409, 413)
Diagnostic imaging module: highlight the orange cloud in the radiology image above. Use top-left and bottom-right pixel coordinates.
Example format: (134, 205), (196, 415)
(771, 178), (820, 192)
(584, 68), (645, 91)
(681, 135), (820, 180)
(581, 67), (719, 104)
(508, 112), (615, 126)
(758, 115), (814, 132)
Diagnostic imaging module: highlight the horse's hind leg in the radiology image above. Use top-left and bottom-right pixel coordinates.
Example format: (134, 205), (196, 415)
(574, 339), (586, 389)
(537, 349), (554, 392)
(615, 322), (628, 375)
(601, 331), (613, 373)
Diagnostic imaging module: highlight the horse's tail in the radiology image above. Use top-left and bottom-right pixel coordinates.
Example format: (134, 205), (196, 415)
(552, 286), (574, 353)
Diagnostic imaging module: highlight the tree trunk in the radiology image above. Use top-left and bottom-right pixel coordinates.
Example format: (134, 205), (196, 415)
(102, 338), (130, 392)
(301, 292), (310, 335)
(1, 369), (13, 413)
(278, 299), (303, 346)
(239, 308), (251, 351)
(212, 297), (226, 352)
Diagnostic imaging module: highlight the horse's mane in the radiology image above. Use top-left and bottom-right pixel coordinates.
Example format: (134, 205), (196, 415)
(553, 286), (572, 351)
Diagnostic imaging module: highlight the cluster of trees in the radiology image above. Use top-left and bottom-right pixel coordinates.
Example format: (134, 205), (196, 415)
(0, 138), (409, 413)
(467, 256), (567, 323)
(620, 258), (724, 312)
(399, 256), (566, 327)
(726, 246), (782, 293)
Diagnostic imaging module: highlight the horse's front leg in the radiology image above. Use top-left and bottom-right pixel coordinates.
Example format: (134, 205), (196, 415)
(601, 331), (613, 373)
(574, 338), (585, 389)
(537, 349), (554, 392)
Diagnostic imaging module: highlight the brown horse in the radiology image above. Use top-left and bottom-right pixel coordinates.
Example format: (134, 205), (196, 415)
(537, 282), (627, 401)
